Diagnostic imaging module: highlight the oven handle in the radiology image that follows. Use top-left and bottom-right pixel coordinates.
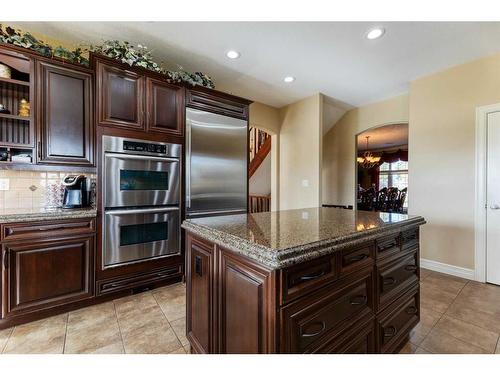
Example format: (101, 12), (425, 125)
(105, 207), (180, 215)
(104, 153), (180, 163)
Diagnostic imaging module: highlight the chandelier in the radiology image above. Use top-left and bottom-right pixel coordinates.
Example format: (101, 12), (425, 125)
(357, 136), (381, 169)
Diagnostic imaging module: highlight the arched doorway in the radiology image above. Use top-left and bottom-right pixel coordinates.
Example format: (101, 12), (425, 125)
(356, 123), (409, 213)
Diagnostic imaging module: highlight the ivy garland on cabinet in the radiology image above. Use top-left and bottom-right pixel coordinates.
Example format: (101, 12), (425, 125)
(0, 24), (215, 88)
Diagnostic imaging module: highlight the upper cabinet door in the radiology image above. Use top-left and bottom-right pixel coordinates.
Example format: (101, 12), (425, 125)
(146, 78), (184, 136)
(97, 61), (144, 130)
(37, 61), (93, 166)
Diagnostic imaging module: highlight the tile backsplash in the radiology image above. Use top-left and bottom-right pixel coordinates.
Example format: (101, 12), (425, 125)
(0, 170), (96, 210)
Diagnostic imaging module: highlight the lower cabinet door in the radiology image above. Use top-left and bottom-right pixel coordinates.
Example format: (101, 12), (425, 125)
(186, 236), (215, 354)
(218, 248), (273, 354)
(2, 236), (94, 318)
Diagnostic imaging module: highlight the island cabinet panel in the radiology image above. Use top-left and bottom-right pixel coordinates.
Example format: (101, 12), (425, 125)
(36, 61), (93, 165)
(280, 267), (374, 353)
(218, 249), (274, 354)
(184, 224), (422, 354)
(97, 60), (145, 130)
(186, 236), (216, 354)
(1, 236), (93, 318)
(146, 78), (184, 136)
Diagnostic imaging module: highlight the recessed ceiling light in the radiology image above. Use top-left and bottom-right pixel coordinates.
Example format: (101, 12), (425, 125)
(366, 27), (385, 40)
(284, 76), (295, 83)
(226, 50), (240, 59)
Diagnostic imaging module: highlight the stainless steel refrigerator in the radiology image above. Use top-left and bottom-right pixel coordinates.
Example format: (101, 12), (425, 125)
(185, 108), (248, 218)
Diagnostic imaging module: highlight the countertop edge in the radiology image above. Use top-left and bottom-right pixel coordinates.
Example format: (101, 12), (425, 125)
(182, 216), (426, 269)
(0, 209), (98, 223)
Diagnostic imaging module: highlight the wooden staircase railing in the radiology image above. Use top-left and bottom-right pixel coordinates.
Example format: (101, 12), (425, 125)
(249, 127), (271, 178)
(248, 195), (271, 213)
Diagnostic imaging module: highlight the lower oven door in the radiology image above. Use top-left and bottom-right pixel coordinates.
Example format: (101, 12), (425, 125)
(103, 207), (180, 269)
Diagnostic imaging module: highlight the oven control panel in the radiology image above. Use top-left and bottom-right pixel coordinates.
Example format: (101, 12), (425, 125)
(123, 140), (167, 154)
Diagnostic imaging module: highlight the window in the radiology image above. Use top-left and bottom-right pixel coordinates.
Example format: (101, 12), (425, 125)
(378, 160), (408, 208)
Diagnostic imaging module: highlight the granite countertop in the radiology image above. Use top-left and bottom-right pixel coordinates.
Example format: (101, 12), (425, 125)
(0, 207), (98, 223)
(182, 207), (426, 269)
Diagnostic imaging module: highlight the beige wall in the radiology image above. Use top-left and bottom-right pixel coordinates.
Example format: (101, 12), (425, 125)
(322, 94), (409, 206)
(410, 52), (500, 270)
(279, 94), (323, 210)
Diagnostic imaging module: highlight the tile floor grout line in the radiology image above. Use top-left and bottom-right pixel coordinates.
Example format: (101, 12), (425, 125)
(429, 324), (492, 354)
(62, 313), (69, 354)
(151, 290), (185, 351)
(1, 327), (15, 354)
(112, 300), (127, 354)
(415, 275), (469, 349)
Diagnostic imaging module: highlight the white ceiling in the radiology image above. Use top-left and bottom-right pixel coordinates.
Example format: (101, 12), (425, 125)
(357, 123), (408, 150)
(11, 22), (500, 108)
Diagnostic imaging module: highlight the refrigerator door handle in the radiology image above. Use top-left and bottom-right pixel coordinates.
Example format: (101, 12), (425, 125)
(185, 116), (192, 209)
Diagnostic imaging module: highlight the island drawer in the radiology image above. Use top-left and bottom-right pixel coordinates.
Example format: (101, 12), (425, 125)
(376, 284), (419, 353)
(280, 254), (337, 304)
(316, 315), (376, 354)
(376, 249), (419, 311)
(339, 242), (374, 276)
(401, 227), (419, 251)
(375, 232), (401, 259)
(280, 268), (374, 353)
(1, 218), (96, 242)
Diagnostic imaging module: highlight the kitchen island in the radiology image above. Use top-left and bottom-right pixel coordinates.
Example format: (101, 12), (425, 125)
(182, 207), (425, 354)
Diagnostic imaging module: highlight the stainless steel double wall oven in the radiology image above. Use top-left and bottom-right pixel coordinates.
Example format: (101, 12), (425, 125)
(102, 136), (181, 269)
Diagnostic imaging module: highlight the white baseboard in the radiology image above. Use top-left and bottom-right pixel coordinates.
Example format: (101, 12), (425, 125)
(420, 258), (475, 281)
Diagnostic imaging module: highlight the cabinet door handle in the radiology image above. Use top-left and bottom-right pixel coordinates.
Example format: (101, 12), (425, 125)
(405, 265), (417, 272)
(383, 277), (397, 286)
(37, 141), (42, 159)
(406, 306), (418, 315)
(349, 295), (367, 305)
(299, 269), (326, 281)
(2, 251), (8, 269)
(346, 253), (368, 264)
(300, 321), (326, 338)
(384, 326), (398, 338)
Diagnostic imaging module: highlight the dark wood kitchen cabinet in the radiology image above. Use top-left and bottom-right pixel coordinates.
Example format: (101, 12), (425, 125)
(36, 61), (94, 165)
(185, 225), (423, 354)
(146, 78), (184, 136)
(0, 218), (95, 322)
(95, 56), (184, 137)
(96, 60), (144, 130)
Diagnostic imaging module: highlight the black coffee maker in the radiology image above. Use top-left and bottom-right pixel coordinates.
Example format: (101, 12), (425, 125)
(62, 175), (89, 209)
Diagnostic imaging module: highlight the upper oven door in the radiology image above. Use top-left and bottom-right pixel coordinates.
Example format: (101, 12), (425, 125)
(104, 153), (180, 208)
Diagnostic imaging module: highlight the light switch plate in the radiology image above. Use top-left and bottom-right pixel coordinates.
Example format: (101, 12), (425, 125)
(301, 179), (309, 187)
(0, 178), (9, 191)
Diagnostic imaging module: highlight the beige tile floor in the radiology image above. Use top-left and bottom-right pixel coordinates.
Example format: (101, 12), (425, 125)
(0, 282), (189, 354)
(399, 269), (500, 354)
(1, 270), (500, 354)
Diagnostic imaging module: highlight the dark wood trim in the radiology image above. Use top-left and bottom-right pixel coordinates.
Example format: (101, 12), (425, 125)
(248, 136), (271, 178)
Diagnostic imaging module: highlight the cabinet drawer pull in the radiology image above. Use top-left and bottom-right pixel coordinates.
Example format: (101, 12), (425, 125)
(346, 253), (368, 264)
(349, 295), (367, 305)
(384, 326), (398, 338)
(299, 270), (326, 281)
(383, 277), (397, 286)
(301, 321), (326, 337)
(404, 265), (417, 272)
(378, 242), (396, 252)
(406, 306), (418, 315)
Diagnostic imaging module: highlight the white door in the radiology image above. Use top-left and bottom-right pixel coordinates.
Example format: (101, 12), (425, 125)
(486, 110), (500, 285)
